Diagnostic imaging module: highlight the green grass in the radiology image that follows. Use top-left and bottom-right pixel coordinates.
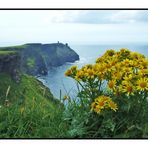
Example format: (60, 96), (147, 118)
(0, 73), (53, 103)
(0, 73), (68, 138)
(26, 57), (35, 68)
(10, 44), (28, 49)
(0, 50), (17, 55)
(0, 44), (28, 51)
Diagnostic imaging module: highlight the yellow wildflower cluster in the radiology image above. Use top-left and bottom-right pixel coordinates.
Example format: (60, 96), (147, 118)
(65, 48), (148, 96)
(91, 96), (118, 114)
(65, 48), (148, 114)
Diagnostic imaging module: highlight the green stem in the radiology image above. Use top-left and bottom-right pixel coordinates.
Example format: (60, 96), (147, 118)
(77, 80), (93, 100)
(133, 91), (147, 124)
(88, 79), (96, 99)
(76, 82), (84, 107)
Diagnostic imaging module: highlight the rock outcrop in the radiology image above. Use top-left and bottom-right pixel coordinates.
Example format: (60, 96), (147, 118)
(0, 42), (79, 76)
(0, 52), (21, 83)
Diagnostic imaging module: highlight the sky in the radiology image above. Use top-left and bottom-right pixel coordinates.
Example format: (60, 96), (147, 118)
(0, 10), (148, 46)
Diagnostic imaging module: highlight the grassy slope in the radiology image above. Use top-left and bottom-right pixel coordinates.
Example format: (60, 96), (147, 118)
(0, 73), (54, 104)
(0, 50), (17, 55)
(0, 73), (68, 138)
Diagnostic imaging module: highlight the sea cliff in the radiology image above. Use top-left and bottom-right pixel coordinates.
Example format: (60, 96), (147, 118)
(0, 42), (79, 76)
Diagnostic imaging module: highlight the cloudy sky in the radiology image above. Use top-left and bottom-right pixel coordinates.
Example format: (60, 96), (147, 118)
(0, 10), (148, 46)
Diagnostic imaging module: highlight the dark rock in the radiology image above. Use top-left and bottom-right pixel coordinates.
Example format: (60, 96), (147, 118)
(0, 52), (21, 82)
(12, 69), (21, 83)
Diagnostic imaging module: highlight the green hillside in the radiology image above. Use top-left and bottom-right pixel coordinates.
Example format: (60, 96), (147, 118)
(0, 73), (67, 138)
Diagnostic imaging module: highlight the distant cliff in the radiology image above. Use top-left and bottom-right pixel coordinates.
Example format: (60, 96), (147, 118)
(0, 43), (79, 76)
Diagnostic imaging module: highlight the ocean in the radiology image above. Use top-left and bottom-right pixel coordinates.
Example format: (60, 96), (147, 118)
(38, 44), (148, 98)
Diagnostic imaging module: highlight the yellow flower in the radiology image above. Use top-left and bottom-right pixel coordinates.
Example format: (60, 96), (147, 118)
(139, 58), (148, 69)
(96, 64), (106, 73)
(123, 74), (133, 81)
(122, 59), (132, 66)
(64, 69), (72, 77)
(138, 69), (148, 76)
(136, 78), (148, 91)
(130, 52), (140, 59)
(119, 48), (130, 55)
(112, 71), (123, 80)
(122, 81), (135, 96)
(75, 70), (84, 81)
(97, 72), (106, 80)
(114, 63), (121, 71)
(105, 63), (112, 70)
(70, 66), (77, 71)
(108, 80), (116, 90)
(98, 100), (105, 109)
(122, 67), (133, 74)
(108, 101), (118, 112)
(106, 49), (115, 56)
(65, 66), (78, 77)
(94, 106), (101, 114)
(96, 57), (104, 63)
(91, 96), (118, 114)
(110, 59), (118, 67)
(85, 68), (95, 79)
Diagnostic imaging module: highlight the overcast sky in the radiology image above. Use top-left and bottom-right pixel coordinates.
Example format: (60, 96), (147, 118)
(0, 10), (148, 46)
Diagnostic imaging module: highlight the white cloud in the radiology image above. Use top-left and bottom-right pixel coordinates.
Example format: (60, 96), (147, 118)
(1, 10), (148, 27)
(110, 10), (140, 23)
(44, 10), (148, 24)
(44, 10), (88, 23)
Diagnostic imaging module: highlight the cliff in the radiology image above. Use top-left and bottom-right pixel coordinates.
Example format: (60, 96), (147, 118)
(0, 43), (79, 76)
(0, 51), (20, 82)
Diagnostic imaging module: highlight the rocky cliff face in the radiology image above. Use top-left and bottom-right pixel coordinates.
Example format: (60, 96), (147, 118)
(0, 52), (20, 82)
(0, 43), (79, 76)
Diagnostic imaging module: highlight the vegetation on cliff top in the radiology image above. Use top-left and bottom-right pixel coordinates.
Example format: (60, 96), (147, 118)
(0, 50), (17, 55)
(0, 44), (28, 51)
